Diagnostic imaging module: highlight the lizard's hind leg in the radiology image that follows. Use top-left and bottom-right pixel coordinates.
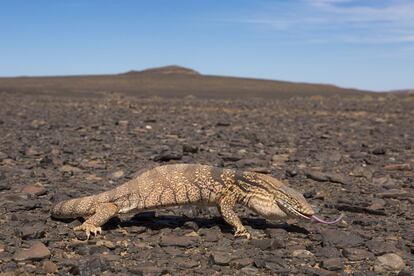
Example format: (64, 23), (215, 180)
(74, 202), (118, 239)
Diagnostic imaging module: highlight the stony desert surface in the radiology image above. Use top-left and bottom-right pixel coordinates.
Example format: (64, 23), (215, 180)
(0, 72), (413, 275)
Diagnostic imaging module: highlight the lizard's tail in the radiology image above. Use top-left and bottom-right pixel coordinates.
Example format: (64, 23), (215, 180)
(51, 195), (96, 219)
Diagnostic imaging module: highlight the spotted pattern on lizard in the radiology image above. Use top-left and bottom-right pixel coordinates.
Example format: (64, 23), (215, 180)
(52, 164), (340, 239)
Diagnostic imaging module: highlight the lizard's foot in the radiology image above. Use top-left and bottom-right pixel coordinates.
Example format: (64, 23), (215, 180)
(234, 229), (252, 239)
(74, 223), (102, 240)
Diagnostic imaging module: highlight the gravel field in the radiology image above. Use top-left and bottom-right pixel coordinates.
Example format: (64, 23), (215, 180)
(0, 92), (413, 275)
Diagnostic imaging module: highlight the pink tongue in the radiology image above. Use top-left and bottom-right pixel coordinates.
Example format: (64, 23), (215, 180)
(311, 214), (343, 224)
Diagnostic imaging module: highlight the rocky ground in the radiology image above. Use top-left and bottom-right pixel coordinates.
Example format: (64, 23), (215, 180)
(0, 92), (413, 275)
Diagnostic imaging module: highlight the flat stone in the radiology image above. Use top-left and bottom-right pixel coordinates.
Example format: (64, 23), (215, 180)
(211, 251), (232, 265)
(229, 257), (253, 268)
(59, 165), (82, 173)
(292, 249), (315, 258)
(200, 230), (219, 242)
(14, 242), (51, 261)
(315, 247), (341, 259)
(250, 238), (284, 250)
(19, 224), (46, 240)
(384, 163), (412, 171)
(265, 228), (288, 239)
(321, 229), (364, 248)
(315, 151), (342, 162)
(374, 253), (405, 273)
(342, 248), (374, 261)
(43, 260), (58, 273)
(81, 159), (106, 169)
(321, 258), (343, 271)
(96, 240), (116, 250)
(31, 119), (47, 128)
(159, 234), (198, 247)
(240, 267), (260, 275)
(378, 189), (410, 199)
(154, 151), (183, 162)
(21, 183), (47, 196)
(174, 257), (199, 268)
(366, 240), (398, 255)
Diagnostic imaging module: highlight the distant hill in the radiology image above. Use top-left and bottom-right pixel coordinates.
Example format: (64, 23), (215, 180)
(124, 65), (200, 76)
(0, 65), (372, 98)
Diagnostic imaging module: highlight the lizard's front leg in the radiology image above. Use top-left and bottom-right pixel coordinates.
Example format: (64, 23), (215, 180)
(217, 195), (251, 239)
(74, 202), (118, 239)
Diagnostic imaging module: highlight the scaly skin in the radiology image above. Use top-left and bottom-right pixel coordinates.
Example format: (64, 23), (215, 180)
(51, 164), (315, 239)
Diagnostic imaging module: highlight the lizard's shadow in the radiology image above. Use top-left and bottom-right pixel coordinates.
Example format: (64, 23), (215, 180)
(103, 211), (309, 235)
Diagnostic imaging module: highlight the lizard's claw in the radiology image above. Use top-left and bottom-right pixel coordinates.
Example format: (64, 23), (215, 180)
(74, 223), (102, 239)
(234, 229), (252, 239)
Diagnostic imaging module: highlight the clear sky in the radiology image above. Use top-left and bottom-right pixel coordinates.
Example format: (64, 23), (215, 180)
(1, 0), (413, 91)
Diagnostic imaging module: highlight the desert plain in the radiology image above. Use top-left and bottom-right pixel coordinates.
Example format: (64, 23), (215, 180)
(0, 67), (413, 275)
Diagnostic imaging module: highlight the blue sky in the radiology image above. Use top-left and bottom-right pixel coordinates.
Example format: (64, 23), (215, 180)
(1, 0), (414, 91)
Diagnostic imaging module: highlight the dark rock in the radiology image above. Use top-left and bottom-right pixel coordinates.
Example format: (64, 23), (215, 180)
(159, 234), (199, 247)
(211, 252), (232, 265)
(253, 258), (266, 268)
(0, 173), (9, 191)
(315, 247), (341, 259)
(0, 152), (8, 160)
(265, 228), (288, 239)
(183, 221), (199, 231)
(154, 151), (183, 162)
(199, 229), (219, 242)
(182, 144), (198, 153)
(7, 199), (41, 211)
(374, 253), (406, 273)
(81, 257), (108, 275)
(398, 269), (414, 276)
(220, 153), (242, 162)
(89, 245), (109, 255)
(250, 238), (284, 250)
(303, 190), (316, 198)
(321, 229), (364, 248)
(372, 148), (386, 155)
(286, 168), (298, 177)
(366, 240), (398, 255)
(229, 258), (253, 268)
(18, 224), (46, 240)
(350, 166), (374, 180)
(13, 242), (51, 261)
(129, 266), (165, 275)
(39, 155), (53, 168)
(321, 258), (343, 271)
(174, 257), (199, 268)
(333, 203), (386, 216)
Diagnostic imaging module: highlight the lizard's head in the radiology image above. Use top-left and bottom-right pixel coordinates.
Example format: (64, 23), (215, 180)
(241, 172), (343, 224)
(273, 185), (315, 219)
